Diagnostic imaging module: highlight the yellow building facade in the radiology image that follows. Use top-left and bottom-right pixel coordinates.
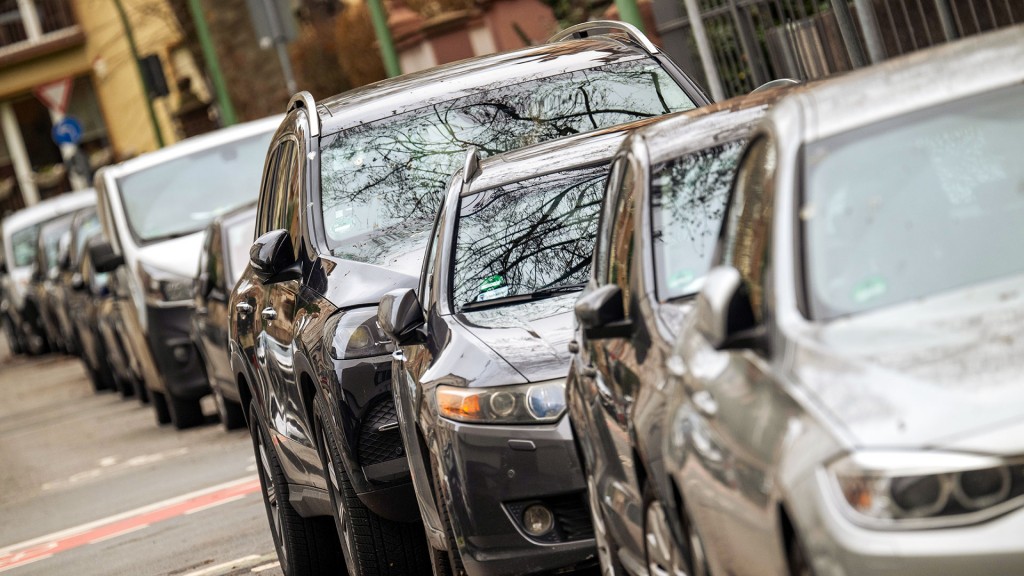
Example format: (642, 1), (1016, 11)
(0, 0), (205, 213)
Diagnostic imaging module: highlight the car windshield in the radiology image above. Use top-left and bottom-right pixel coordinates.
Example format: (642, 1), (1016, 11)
(117, 131), (272, 244)
(74, 212), (102, 264)
(804, 84), (1024, 320)
(320, 58), (695, 266)
(226, 217), (256, 285)
(39, 216), (72, 274)
(452, 164), (608, 312)
(651, 139), (744, 300)
(11, 224), (40, 267)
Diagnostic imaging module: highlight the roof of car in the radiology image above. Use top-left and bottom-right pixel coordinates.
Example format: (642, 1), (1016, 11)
(317, 37), (653, 136)
(464, 115), (662, 195)
(779, 23), (1023, 142)
(96, 115), (283, 183)
(1, 188), (96, 237)
(635, 86), (796, 166)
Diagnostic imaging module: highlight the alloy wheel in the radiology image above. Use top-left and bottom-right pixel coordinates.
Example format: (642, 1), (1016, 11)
(645, 500), (701, 576)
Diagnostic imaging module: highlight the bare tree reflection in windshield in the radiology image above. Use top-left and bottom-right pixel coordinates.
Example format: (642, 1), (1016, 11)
(651, 140), (744, 300)
(320, 60), (695, 266)
(454, 165), (608, 311)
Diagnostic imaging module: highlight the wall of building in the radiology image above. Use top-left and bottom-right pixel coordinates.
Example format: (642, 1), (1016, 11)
(77, 0), (184, 158)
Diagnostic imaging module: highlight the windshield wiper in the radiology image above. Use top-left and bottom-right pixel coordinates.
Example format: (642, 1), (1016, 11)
(460, 282), (586, 312)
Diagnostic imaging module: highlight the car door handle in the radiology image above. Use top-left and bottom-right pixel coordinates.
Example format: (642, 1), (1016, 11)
(235, 302), (252, 317)
(261, 307), (277, 321)
(692, 390), (719, 418)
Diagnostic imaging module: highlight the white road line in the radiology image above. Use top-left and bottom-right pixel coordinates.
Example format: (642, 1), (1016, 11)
(87, 524), (149, 545)
(184, 494), (247, 515)
(251, 560), (280, 573)
(181, 554), (262, 576)
(0, 476), (257, 556)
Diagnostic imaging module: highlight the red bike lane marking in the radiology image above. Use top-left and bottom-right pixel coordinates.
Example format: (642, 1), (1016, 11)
(0, 477), (261, 573)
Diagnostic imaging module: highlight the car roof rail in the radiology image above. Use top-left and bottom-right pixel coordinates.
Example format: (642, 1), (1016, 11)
(462, 146), (480, 184)
(287, 91), (320, 138)
(547, 20), (659, 55)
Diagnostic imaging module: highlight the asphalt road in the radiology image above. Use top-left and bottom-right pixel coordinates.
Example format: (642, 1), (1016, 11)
(0, 336), (284, 576)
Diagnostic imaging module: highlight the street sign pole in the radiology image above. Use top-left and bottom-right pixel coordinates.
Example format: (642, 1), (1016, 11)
(112, 0), (166, 149)
(34, 79), (88, 190)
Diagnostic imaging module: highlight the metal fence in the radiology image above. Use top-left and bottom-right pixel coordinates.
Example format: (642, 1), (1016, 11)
(652, 0), (1024, 100)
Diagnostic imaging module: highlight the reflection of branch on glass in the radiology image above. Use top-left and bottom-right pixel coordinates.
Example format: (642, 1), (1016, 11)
(319, 60), (696, 266)
(453, 167), (607, 309)
(651, 140), (744, 299)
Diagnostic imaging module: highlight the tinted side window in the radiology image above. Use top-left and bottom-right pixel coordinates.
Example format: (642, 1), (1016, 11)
(593, 158), (624, 285)
(607, 162), (637, 317)
(722, 137), (776, 323)
(256, 147), (282, 238)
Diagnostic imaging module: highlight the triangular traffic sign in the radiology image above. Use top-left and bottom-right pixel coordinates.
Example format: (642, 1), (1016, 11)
(34, 78), (74, 115)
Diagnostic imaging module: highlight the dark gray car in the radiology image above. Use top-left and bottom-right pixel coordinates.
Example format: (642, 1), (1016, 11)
(567, 87), (793, 576)
(378, 120), (658, 575)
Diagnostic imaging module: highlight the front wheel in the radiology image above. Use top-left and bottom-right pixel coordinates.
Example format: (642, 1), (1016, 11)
(644, 484), (707, 576)
(251, 401), (342, 576)
(315, 398), (429, 575)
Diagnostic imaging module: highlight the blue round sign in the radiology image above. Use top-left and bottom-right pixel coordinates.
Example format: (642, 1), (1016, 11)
(52, 116), (83, 146)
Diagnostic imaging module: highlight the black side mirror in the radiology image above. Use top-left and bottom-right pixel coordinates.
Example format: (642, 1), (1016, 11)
(250, 230), (301, 285)
(695, 265), (762, 350)
(575, 284), (633, 340)
(379, 288), (427, 346)
(88, 239), (124, 273)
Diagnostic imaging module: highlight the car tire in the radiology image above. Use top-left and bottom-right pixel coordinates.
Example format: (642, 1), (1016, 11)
(168, 394), (205, 430)
(213, 387), (246, 430)
(251, 401), (342, 576)
(430, 461), (466, 576)
(314, 398), (430, 576)
(643, 483), (705, 576)
(85, 363), (112, 393)
(151, 391), (172, 425)
(786, 528), (815, 576)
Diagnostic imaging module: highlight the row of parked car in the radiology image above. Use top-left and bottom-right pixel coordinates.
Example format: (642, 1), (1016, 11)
(3, 19), (1023, 576)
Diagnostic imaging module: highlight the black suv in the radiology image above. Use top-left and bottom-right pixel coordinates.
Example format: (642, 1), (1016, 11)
(230, 21), (708, 576)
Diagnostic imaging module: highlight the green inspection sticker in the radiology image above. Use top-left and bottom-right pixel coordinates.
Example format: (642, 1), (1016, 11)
(668, 269), (695, 290)
(852, 276), (887, 303)
(479, 274), (504, 292)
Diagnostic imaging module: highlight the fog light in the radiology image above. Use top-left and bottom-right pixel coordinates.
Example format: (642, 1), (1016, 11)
(522, 504), (554, 536)
(172, 345), (190, 364)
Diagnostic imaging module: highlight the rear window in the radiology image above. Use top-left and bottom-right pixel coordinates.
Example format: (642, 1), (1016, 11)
(320, 58), (695, 266)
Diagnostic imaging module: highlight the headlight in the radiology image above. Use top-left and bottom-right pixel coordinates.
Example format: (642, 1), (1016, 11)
(827, 451), (1024, 529)
(139, 263), (192, 304)
(323, 307), (390, 360)
(435, 380), (566, 424)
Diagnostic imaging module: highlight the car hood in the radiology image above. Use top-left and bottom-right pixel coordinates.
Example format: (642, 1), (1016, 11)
(135, 232), (204, 279)
(793, 275), (1024, 454)
(317, 255), (421, 311)
(453, 294), (575, 383)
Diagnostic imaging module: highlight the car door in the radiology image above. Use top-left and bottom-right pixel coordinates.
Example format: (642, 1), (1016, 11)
(201, 223), (234, 387)
(679, 136), (791, 575)
(581, 155), (647, 563)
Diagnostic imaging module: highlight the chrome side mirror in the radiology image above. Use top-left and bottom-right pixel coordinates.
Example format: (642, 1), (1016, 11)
(695, 266), (760, 350)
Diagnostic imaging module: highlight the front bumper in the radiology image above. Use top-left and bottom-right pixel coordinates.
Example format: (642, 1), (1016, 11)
(144, 304), (208, 399)
(434, 415), (596, 576)
(792, 468), (1024, 575)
